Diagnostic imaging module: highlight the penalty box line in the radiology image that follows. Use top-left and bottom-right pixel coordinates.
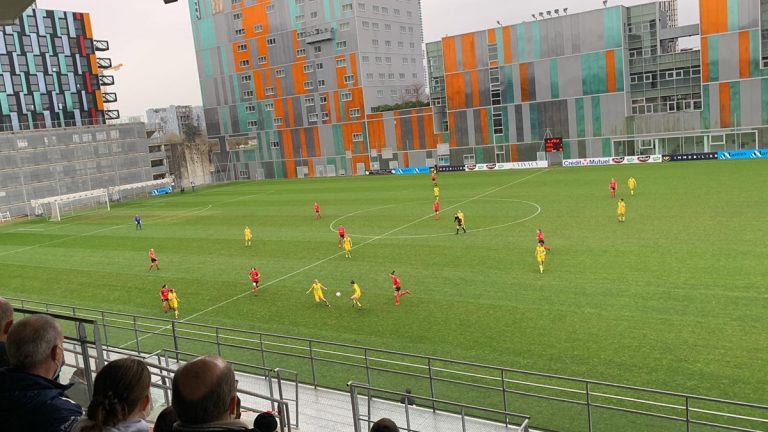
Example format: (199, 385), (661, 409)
(119, 168), (549, 348)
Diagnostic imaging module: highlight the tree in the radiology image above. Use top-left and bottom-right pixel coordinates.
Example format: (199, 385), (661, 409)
(182, 122), (201, 143)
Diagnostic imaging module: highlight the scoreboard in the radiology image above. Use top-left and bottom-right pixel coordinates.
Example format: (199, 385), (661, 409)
(545, 137), (564, 152)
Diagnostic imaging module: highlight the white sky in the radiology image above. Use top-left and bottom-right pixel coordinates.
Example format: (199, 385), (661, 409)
(36, 0), (701, 119)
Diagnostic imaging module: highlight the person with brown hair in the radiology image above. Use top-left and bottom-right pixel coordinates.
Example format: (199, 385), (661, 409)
(371, 418), (400, 432)
(72, 357), (152, 432)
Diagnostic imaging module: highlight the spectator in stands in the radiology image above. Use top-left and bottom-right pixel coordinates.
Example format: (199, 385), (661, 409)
(153, 406), (179, 432)
(171, 356), (251, 431)
(0, 297), (14, 367)
(370, 418), (400, 432)
(0, 314), (83, 432)
(399, 388), (415, 406)
(73, 357), (152, 432)
(252, 411), (278, 432)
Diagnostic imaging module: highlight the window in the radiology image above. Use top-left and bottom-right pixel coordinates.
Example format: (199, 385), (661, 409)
(310, 11), (318, 19)
(341, 91), (352, 101)
(339, 22), (351, 31)
(343, 74), (355, 84)
(385, 40), (392, 48)
(295, 14), (305, 22)
(275, 68), (285, 77)
(257, 56), (267, 64)
(319, 95), (328, 104)
(241, 74), (252, 83)
(400, 25), (407, 33)
(266, 4), (275, 12)
(317, 79), (326, 87)
(239, 59), (250, 67)
(385, 56), (391, 64)
(304, 64), (314, 73)
(304, 80), (314, 89)
(235, 28), (245, 36)
(274, 117), (283, 125)
(322, 111), (330, 120)
(336, 40), (347, 49)
(390, 89), (397, 97)
(402, 57), (409, 65)
(388, 72), (395, 80)
(350, 108), (361, 118)
(394, 8), (400, 16)
(408, 26), (413, 33)
(379, 73), (386, 79)
(265, 87), (275, 95)
(384, 24), (391, 31)
(377, 89), (384, 97)
(372, 39), (379, 47)
(314, 45), (322, 53)
(362, 21), (370, 29)
(398, 41), (404, 48)
(353, 133), (363, 141)
(305, 96), (315, 105)
(372, 5), (380, 12)
(399, 73), (405, 80)
(336, 58), (347, 67)
(247, 120), (259, 128)
(245, 105), (256, 112)
(412, 73), (417, 78)
(308, 113), (319, 122)
(409, 42), (415, 49)
(342, 3), (353, 12)
(366, 73), (374, 79)
(381, 6), (388, 14)
(254, 24), (263, 32)
(375, 56), (383, 64)
(411, 57), (416, 64)
(315, 62), (324, 70)
(372, 22), (379, 30)
(358, 2), (366, 11)
(233, 12), (242, 20)
(237, 43), (247, 52)
(297, 48), (307, 56)
(265, 102), (274, 110)
(362, 55), (370, 63)
(270, 140), (280, 149)
(267, 37), (276, 46)
(243, 90), (254, 98)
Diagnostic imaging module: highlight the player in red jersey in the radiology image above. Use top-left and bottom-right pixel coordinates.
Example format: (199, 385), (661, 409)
(609, 178), (617, 198)
(337, 225), (346, 248)
(160, 284), (170, 313)
(313, 202), (321, 219)
(148, 248), (160, 271)
(390, 271), (411, 306)
(433, 200), (440, 220)
(536, 229), (551, 251)
(249, 267), (260, 295)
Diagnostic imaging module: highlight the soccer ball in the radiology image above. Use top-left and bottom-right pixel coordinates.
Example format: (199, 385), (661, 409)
(336, 292), (342, 297)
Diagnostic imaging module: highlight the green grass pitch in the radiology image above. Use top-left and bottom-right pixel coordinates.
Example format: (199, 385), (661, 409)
(1, 160), (766, 411)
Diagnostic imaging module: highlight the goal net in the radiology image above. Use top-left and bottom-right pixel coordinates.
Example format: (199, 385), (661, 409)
(32, 189), (111, 222)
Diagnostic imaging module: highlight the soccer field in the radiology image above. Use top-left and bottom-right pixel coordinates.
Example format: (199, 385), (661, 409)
(1, 160), (766, 408)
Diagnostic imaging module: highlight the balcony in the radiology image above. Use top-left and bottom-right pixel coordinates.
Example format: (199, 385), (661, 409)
(93, 40), (110, 51)
(105, 110), (120, 120)
(102, 93), (118, 103)
(99, 75), (115, 86)
(96, 58), (112, 69)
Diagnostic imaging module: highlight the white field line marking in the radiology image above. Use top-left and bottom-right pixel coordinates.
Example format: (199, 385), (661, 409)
(331, 198), (542, 239)
(119, 169), (549, 347)
(0, 205), (212, 258)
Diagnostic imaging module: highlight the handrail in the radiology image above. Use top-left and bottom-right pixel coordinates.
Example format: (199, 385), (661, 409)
(10, 297), (768, 432)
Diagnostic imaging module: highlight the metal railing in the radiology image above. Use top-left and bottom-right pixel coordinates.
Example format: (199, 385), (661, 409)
(9, 297), (768, 432)
(349, 382), (530, 432)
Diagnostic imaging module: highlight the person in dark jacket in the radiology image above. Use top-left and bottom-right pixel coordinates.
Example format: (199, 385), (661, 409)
(0, 297), (13, 367)
(171, 355), (252, 431)
(0, 313), (83, 432)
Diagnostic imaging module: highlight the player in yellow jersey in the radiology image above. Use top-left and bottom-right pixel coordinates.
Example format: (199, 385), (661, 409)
(244, 226), (252, 247)
(535, 242), (547, 273)
(617, 198), (626, 222)
(433, 184), (440, 201)
(457, 210), (465, 230)
(306, 279), (330, 307)
(167, 288), (180, 319)
(628, 177), (637, 196)
(343, 236), (353, 258)
(350, 280), (363, 309)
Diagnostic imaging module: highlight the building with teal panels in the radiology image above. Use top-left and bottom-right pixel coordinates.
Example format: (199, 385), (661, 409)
(0, 6), (118, 131)
(426, 0), (768, 163)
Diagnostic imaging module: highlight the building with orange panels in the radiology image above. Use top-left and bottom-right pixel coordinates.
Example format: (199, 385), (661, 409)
(189, 0), (432, 179)
(426, 0), (768, 162)
(0, 6), (118, 131)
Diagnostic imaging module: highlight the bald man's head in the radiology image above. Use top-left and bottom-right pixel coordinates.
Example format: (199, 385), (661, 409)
(172, 356), (237, 425)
